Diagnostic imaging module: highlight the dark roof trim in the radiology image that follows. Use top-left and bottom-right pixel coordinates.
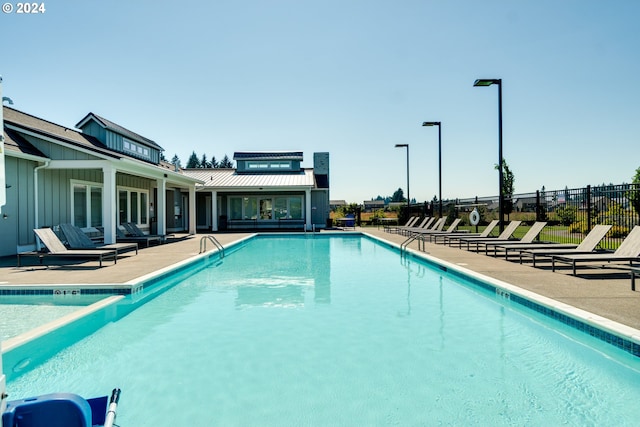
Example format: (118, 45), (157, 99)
(3, 128), (47, 158)
(75, 112), (164, 151)
(233, 151), (304, 161)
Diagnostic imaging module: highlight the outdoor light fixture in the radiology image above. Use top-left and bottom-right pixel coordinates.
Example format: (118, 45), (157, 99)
(473, 79), (500, 87)
(422, 121), (442, 217)
(474, 78), (504, 232)
(395, 144), (410, 214)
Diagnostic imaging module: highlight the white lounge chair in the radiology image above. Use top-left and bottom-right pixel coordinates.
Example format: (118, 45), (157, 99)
(399, 217), (434, 236)
(516, 224), (613, 265)
(455, 221), (522, 251)
(481, 222), (548, 256)
(551, 226), (640, 275)
(412, 218), (459, 241)
(18, 228), (117, 267)
(433, 219), (500, 245)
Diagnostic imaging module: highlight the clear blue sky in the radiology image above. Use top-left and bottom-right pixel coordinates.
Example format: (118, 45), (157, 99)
(2, 0), (639, 204)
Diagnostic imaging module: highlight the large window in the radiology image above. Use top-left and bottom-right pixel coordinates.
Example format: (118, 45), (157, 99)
(118, 186), (150, 225)
(71, 181), (103, 228)
(274, 197), (288, 219)
(289, 197), (303, 219)
(243, 197), (258, 219)
(229, 195), (303, 220)
(274, 196), (303, 219)
(229, 197), (243, 220)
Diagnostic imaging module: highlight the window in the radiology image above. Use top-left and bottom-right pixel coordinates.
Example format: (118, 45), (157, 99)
(229, 197), (243, 220)
(123, 137), (150, 159)
(140, 192), (148, 224)
(292, 197), (304, 219)
(248, 162), (269, 169)
(90, 187), (102, 227)
(246, 161), (292, 170)
(71, 181), (103, 228)
(243, 197), (257, 219)
(260, 199), (272, 219)
(274, 197), (288, 219)
(230, 195), (303, 221)
(289, 197), (303, 219)
(118, 186), (150, 225)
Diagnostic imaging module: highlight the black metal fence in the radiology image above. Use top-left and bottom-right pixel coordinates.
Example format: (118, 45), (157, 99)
(409, 183), (640, 249)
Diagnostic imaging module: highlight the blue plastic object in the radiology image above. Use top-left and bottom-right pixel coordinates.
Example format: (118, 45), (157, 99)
(2, 392), (100, 427)
(345, 213), (355, 227)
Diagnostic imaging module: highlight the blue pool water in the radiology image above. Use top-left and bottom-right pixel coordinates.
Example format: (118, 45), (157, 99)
(6, 235), (640, 426)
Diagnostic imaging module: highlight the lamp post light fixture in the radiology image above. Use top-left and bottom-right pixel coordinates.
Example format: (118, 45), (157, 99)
(473, 78), (503, 232)
(422, 121), (442, 217)
(395, 143), (410, 215)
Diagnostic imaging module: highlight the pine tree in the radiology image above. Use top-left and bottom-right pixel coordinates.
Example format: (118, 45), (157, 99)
(186, 151), (201, 168)
(219, 155), (234, 168)
(391, 188), (405, 202)
(201, 153), (210, 169)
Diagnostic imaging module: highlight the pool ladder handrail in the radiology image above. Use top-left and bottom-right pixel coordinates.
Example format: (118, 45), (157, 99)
(199, 235), (225, 257)
(400, 233), (424, 253)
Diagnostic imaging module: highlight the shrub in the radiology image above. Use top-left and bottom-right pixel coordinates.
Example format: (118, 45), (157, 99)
(568, 221), (588, 234)
(608, 225), (629, 238)
(556, 206), (577, 226)
(371, 209), (386, 220)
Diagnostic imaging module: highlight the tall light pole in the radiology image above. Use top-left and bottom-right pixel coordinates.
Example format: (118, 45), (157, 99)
(422, 121), (442, 217)
(395, 144), (410, 215)
(474, 78), (503, 232)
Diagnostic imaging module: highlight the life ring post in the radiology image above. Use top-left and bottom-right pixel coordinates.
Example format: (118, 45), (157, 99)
(469, 208), (480, 230)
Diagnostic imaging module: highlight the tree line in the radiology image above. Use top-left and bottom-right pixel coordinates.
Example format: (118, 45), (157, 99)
(167, 151), (235, 169)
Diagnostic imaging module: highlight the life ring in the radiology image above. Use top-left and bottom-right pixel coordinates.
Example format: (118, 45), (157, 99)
(469, 209), (480, 226)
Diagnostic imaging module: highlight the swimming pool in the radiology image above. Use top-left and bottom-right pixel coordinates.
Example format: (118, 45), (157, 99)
(5, 235), (640, 425)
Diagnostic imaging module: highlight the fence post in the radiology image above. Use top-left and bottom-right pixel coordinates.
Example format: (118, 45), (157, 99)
(535, 190), (541, 221)
(586, 185), (592, 231)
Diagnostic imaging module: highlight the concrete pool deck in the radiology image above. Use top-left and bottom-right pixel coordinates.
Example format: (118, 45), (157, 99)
(1, 228), (639, 330)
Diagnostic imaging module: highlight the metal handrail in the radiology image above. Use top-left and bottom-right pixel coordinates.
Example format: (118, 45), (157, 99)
(400, 233), (420, 253)
(199, 235), (225, 257)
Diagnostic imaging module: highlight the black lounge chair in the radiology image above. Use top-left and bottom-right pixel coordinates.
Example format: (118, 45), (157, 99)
(122, 222), (168, 241)
(114, 226), (162, 247)
(59, 223), (138, 256)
